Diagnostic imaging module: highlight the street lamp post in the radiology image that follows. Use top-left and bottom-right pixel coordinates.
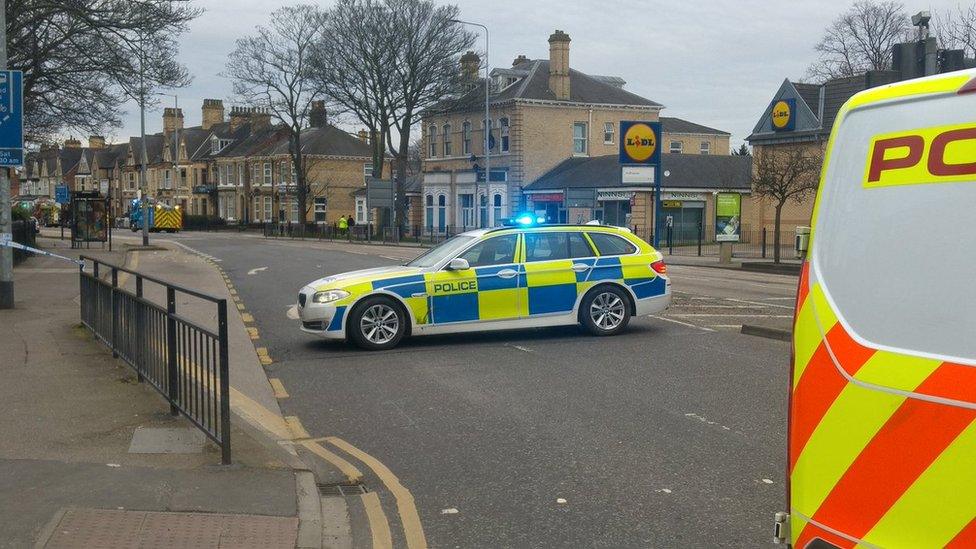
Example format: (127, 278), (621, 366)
(449, 18), (489, 228)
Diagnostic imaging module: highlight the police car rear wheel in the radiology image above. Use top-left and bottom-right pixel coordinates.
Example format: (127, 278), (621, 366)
(349, 297), (406, 350)
(581, 287), (631, 336)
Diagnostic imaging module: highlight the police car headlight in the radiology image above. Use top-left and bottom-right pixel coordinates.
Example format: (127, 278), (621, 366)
(312, 289), (349, 304)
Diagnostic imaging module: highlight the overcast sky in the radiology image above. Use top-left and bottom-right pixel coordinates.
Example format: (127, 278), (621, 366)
(109, 0), (963, 150)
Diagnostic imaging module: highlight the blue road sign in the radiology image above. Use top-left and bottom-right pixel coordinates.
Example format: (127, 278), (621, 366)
(55, 184), (70, 204)
(0, 70), (24, 167)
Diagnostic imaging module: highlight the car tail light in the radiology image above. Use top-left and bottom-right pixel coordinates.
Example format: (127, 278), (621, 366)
(651, 260), (667, 275)
(959, 76), (976, 95)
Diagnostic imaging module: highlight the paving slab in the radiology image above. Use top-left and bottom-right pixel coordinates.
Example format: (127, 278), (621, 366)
(39, 508), (298, 549)
(128, 427), (206, 454)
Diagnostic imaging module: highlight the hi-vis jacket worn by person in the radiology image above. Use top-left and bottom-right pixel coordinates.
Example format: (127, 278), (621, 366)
(782, 69), (976, 547)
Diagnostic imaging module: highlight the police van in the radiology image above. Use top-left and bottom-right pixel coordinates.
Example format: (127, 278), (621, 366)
(780, 69), (976, 547)
(297, 222), (671, 350)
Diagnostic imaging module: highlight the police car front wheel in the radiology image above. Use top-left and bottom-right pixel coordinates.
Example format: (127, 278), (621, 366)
(580, 286), (631, 336)
(349, 296), (407, 350)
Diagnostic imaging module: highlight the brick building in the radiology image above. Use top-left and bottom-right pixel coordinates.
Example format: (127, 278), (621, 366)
(417, 29), (730, 232)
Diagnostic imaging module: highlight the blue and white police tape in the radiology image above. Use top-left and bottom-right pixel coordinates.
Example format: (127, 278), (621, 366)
(0, 237), (85, 266)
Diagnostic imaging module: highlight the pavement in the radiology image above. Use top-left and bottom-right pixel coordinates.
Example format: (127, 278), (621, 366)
(143, 229), (797, 547)
(0, 234), (335, 548)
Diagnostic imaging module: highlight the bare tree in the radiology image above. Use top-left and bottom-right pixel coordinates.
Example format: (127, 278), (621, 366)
(7, 0), (200, 142)
(807, 1), (910, 82)
(225, 4), (327, 236)
(751, 146), (823, 263)
(385, 0), (474, 230)
(314, 0), (399, 176)
(316, 0), (473, 230)
(935, 4), (976, 59)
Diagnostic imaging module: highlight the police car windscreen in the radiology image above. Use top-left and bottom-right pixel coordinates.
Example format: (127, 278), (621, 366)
(813, 92), (976, 363)
(406, 236), (476, 268)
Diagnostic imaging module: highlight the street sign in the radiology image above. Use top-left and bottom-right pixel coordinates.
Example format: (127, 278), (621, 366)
(0, 71), (24, 167)
(366, 179), (393, 209)
(619, 121), (662, 166)
(55, 185), (70, 204)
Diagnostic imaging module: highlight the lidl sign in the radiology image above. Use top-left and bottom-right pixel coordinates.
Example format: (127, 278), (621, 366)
(619, 121), (662, 165)
(770, 98), (795, 132)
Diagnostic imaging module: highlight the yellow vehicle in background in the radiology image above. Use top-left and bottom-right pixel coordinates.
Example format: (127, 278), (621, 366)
(129, 199), (182, 233)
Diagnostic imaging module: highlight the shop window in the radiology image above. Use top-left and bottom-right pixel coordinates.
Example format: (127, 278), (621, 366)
(604, 122), (614, 144)
(669, 141), (683, 154)
(700, 141), (710, 155)
(573, 122), (588, 155)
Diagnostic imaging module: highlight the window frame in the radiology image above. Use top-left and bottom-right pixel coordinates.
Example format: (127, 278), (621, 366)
(499, 117), (510, 152)
(428, 124), (438, 157)
(573, 122), (588, 155)
(603, 122), (615, 144)
(462, 121), (472, 155)
(442, 123), (452, 157)
(454, 233), (519, 268)
(586, 232), (639, 256)
(669, 140), (683, 154)
(700, 141), (710, 155)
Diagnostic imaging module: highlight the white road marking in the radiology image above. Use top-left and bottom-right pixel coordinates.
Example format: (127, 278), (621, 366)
(762, 478), (774, 484)
(556, 498), (567, 504)
(709, 324), (743, 329)
(679, 304), (769, 309)
(651, 315), (715, 332)
(286, 305), (300, 320)
(725, 297), (794, 309)
(510, 344), (533, 353)
(670, 313), (793, 318)
(766, 296), (796, 301)
(655, 488), (672, 494)
(440, 508), (459, 515)
(684, 412), (736, 432)
(248, 266), (268, 275)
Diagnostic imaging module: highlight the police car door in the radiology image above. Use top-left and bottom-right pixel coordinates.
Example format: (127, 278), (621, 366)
(520, 231), (593, 318)
(427, 233), (521, 325)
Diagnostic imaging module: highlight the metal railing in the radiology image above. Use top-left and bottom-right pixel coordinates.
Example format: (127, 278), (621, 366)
(79, 256), (231, 464)
(633, 224), (801, 261)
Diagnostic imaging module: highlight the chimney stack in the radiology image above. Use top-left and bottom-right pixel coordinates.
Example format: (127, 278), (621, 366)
(88, 135), (106, 149)
(309, 100), (328, 128)
(163, 107), (184, 134)
(460, 50), (481, 80)
(201, 99), (225, 130)
(64, 137), (81, 149)
(548, 30), (571, 101)
(250, 107), (271, 131)
(513, 54), (528, 67)
(357, 129), (369, 143)
(229, 106), (249, 131)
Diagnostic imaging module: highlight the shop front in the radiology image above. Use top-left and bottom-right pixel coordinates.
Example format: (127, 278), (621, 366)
(527, 192), (566, 223)
(595, 190), (634, 227)
(657, 191), (708, 243)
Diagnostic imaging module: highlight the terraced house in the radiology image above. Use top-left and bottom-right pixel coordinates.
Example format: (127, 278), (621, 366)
(417, 29), (731, 232)
(207, 101), (375, 225)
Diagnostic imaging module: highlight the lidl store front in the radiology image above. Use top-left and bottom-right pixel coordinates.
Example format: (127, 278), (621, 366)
(523, 154), (752, 243)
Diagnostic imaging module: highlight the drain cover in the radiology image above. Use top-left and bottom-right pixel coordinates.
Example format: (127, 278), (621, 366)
(318, 482), (368, 496)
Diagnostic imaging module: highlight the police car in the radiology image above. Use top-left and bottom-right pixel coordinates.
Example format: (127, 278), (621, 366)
(297, 220), (671, 350)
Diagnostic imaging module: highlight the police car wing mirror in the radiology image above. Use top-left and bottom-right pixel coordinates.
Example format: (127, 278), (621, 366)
(447, 258), (470, 271)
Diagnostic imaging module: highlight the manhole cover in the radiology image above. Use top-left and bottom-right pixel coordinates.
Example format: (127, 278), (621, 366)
(317, 482), (368, 496)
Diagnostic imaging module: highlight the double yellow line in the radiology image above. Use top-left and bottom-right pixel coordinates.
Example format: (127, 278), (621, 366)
(285, 416), (427, 549)
(208, 256), (426, 548)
